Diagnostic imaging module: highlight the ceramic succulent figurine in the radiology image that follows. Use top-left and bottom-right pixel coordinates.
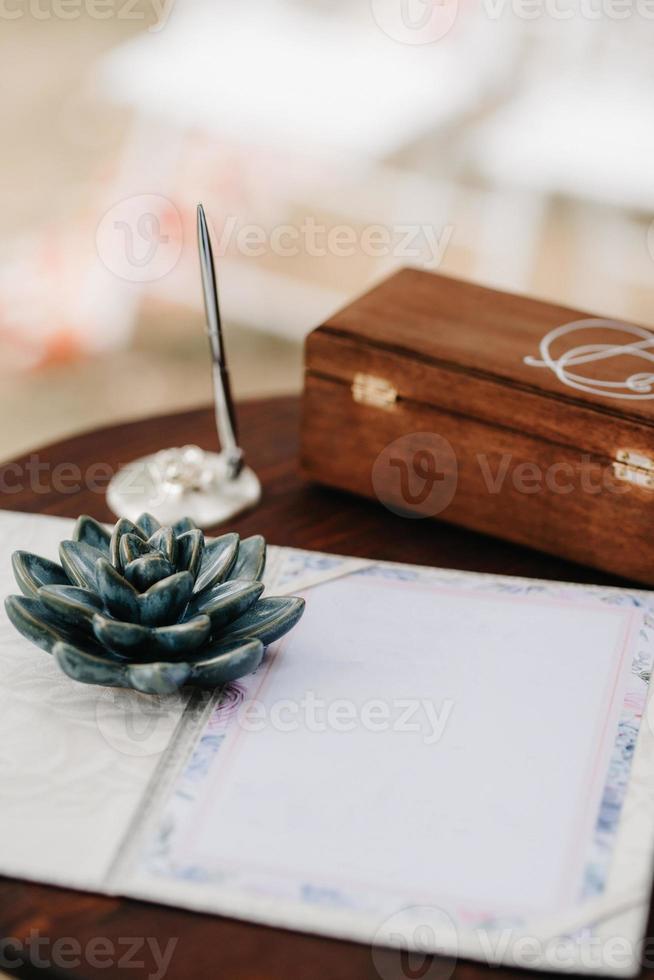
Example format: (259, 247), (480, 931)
(5, 514), (304, 695)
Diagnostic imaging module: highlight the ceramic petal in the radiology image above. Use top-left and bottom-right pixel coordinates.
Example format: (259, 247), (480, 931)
(5, 595), (76, 654)
(187, 579), (264, 630)
(93, 613), (151, 654)
(135, 512), (161, 538)
(187, 637), (265, 687)
(124, 554), (175, 592)
(194, 533), (239, 593)
(126, 661), (191, 696)
(11, 551), (68, 598)
(150, 615), (211, 656)
(38, 585), (102, 629)
(111, 517), (147, 569)
(172, 517), (197, 535)
(148, 527), (178, 565)
(54, 641), (127, 688)
(59, 540), (104, 591)
(96, 558), (140, 622)
(221, 597), (305, 646)
(73, 515), (111, 554)
(137, 571), (194, 627)
(228, 535), (266, 582)
(176, 529), (204, 581)
(119, 533), (151, 568)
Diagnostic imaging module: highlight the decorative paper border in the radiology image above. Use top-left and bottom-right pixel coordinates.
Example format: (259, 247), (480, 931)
(134, 549), (654, 932)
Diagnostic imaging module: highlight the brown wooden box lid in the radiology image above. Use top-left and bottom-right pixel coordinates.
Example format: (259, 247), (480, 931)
(305, 268), (654, 468)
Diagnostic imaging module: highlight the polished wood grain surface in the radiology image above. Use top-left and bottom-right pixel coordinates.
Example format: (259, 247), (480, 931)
(0, 397), (646, 980)
(302, 269), (654, 584)
(322, 268), (654, 422)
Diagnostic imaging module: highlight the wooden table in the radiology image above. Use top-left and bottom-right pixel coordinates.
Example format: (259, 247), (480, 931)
(0, 396), (645, 980)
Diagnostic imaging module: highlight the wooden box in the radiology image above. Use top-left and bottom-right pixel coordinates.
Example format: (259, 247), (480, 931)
(300, 268), (654, 584)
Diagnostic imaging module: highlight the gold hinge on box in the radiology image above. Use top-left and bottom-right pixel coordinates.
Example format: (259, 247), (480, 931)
(613, 450), (654, 489)
(351, 373), (398, 409)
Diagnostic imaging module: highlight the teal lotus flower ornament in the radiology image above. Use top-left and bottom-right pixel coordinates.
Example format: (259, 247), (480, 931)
(5, 514), (305, 695)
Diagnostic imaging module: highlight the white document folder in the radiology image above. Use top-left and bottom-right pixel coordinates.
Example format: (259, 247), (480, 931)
(2, 510), (654, 975)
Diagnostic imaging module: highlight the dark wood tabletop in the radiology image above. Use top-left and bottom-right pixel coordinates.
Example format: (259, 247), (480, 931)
(0, 396), (647, 980)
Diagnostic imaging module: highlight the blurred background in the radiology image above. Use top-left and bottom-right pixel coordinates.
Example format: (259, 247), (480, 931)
(1, 0), (653, 460)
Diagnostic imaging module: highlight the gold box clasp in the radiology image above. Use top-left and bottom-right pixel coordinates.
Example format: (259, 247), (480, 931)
(613, 450), (654, 489)
(351, 373), (398, 409)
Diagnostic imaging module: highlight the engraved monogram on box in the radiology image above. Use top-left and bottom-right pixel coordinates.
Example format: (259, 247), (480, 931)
(524, 319), (654, 400)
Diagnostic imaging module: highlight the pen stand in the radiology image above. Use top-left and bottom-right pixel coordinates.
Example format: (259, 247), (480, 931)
(107, 203), (262, 529)
(106, 445), (261, 529)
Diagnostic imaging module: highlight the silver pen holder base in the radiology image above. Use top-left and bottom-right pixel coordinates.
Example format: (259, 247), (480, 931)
(107, 446), (261, 529)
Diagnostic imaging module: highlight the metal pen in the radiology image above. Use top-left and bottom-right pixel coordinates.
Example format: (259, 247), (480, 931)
(197, 203), (243, 479)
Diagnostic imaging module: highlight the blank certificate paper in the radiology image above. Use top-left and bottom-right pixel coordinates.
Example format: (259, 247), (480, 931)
(2, 512), (654, 976)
